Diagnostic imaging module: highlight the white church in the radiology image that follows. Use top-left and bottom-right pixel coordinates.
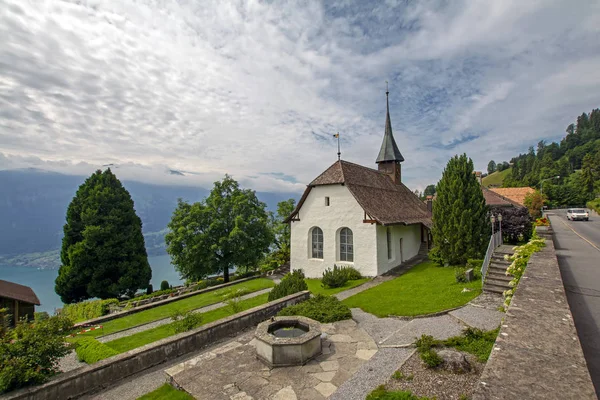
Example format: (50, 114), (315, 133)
(285, 92), (432, 278)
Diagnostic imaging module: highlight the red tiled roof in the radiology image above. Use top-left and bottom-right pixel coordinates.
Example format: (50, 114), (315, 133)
(482, 187), (523, 208)
(0, 279), (41, 305)
(286, 160), (432, 227)
(489, 187), (535, 207)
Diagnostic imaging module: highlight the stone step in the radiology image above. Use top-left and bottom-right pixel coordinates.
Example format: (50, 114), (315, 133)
(485, 278), (512, 288)
(488, 265), (509, 274)
(486, 272), (512, 282)
(483, 283), (509, 294)
(490, 257), (511, 264)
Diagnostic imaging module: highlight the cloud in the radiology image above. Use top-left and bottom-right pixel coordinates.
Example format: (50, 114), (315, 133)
(1, 0), (600, 192)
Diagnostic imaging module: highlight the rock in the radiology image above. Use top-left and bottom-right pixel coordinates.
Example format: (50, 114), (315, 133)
(437, 350), (471, 373)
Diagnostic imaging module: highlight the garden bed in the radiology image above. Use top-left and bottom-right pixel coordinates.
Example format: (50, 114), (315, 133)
(304, 277), (369, 295)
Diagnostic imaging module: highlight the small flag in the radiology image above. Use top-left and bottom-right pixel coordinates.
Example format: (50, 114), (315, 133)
(333, 133), (339, 138)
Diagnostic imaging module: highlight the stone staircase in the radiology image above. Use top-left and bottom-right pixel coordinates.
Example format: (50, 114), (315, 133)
(418, 242), (429, 257)
(483, 250), (513, 294)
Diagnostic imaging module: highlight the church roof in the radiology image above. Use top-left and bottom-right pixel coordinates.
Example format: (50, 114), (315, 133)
(489, 187), (535, 207)
(482, 187), (524, 208)
(286, 160), (431, 227)
(376, 92), (404, 163)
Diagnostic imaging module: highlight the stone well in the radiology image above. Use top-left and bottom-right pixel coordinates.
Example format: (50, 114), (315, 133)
(254, 316), (322, 367)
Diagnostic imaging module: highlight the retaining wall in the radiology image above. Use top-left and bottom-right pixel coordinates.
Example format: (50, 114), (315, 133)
(473, 239), (596, 399)
(1, 291), (310, 400)
(72, 276), (259, 328)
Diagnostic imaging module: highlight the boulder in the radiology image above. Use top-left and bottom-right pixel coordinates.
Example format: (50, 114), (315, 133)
(437, 350), (471, 373)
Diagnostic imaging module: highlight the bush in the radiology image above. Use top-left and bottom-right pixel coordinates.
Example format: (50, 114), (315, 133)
(454, 267), (468, 283)
(234, 270), (259, 280)
(534, 217), (550, 226)
(444, 327), (499, 362)
(366, 385), (432, 400)
(414, 334), (438, 353)
(61, 298), (119, 322)
(160, 280), (170, 291)
(268, 270), (308, 301)
(34, 312), (49, 322)
(75, 337), (119, 364)
(170, 310), (203, 334)
(121, 288), (176, 305)
(420, 349), (443, 368)
(321, 265), (349, 288)
(341, 266), (362, 280)
(146, 284), (153, 295)
(278, 294), (352, 323)
(0, 316), (73, 393)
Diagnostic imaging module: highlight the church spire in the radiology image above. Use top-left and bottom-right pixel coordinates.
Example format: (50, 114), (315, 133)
(376, 86), (405, 164)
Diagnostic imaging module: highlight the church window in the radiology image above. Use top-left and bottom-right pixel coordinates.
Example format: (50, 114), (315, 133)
(311, 227), (323, 259)
(340, 228), (353, 262)
(387, 227), (392, 259)
(325, 197), (330, 206)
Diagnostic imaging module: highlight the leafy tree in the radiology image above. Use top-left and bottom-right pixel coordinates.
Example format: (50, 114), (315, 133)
(272, 199), (295, 261)
(55, 169), (151, 303)
(0, 315), (72, 393)
(423, 184), (436, 197)
(523, 190), (545, 219)
(431, 154), (490, 266)
(166, 175), (273, 282)
(487, 160), (497, 174)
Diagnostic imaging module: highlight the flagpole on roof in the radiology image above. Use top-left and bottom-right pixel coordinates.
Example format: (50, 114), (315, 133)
(333, 132), (341, 160)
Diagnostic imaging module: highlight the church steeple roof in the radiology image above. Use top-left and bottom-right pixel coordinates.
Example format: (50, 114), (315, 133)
(376, 90), (405, 163)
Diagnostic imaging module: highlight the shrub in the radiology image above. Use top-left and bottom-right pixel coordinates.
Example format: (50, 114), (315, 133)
(414, 334), (438, 353)
(0, 316), (73, 393)
(366, 385), (431, 400)
(321, 265), (349, 288)
(268, 270), (308, 301)
(61, 298), (119, 322)
(420, 349), (443, 368)
(444, 327), (499, 362)
(234, 270), (259, 280)
(502, 233), (546, 308)
(534, 217), (550, 226)
(454, 267), (468, 283)
(278, 294), (351, 323)
(160, 280), (170, 291)
(391, 371), (413, 381)
(34, 312), (49, 322)
(146, 284), (153, 295)
(341, 266), (362, 280)
(170, 310), (203, 334)
(122, 288), (176, 305)
(75, 337), (119, 364)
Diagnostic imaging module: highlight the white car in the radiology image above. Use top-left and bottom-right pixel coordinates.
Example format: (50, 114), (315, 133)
(567, 209), (589, 221)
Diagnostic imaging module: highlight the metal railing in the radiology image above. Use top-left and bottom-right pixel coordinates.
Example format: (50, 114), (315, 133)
(481, 231), (503, 284)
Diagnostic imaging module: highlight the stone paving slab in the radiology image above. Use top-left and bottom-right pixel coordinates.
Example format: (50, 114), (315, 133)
(350, 308), (409, 344)
(449, 305), (504, 332)
(381, 314), (466, 346)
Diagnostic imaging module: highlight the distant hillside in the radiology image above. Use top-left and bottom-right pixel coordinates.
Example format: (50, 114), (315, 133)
(482, 168), (512, 188)
(0, 169), (299, 267)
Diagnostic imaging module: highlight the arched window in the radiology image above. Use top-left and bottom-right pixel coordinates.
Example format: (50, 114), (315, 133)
(311, 227), (323, 259)
(340, 228), (353, 262)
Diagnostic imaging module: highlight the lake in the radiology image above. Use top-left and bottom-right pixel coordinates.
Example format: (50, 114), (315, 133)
(0, 255), (184, 313)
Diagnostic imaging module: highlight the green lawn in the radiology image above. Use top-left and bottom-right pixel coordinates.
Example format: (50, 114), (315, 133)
(305, 278), (370, 296)
(76, 279), (274, 339)
(105, 293), (270, 354)
(482, 167), (512, 188)
(137, 384), (194, 400)
(343, 261), (481, 317)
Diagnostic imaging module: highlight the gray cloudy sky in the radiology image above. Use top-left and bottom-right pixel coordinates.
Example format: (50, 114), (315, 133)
(1, 0), (600, 193)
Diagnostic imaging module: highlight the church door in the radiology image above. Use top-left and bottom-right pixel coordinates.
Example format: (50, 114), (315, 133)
(399, 238), (403, 263)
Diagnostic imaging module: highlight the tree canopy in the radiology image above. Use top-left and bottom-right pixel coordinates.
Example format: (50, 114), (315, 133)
(423, 184), (436, 197)
(487, 160), (496, 174)
(55, 169), (151, 303)
(165, 175), (273, 282)
(431, 154), (490, 266)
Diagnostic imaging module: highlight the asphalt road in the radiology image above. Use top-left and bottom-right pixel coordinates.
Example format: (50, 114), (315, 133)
(549, 210), (600, 394)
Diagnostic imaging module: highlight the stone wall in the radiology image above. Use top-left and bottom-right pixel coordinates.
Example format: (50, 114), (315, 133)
(1, 291), (310, 400)
(72, 276), (258, 329)
(472, 239), (597, 400)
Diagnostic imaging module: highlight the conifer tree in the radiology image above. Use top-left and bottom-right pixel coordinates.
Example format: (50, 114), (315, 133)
(431, 154), (490, 266)
(55, 169), (151, 303)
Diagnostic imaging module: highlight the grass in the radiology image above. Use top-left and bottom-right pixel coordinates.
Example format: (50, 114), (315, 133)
(74, 278), (274, 339)
(137, 384), (194, 400)
(305, 278), (369, 295)
(105, 293), (270, 355)
(343, 261), (481, 317)
(444, 327), (500, 362)
(482, 167), (512, 188)
(367, 385), (433, 400)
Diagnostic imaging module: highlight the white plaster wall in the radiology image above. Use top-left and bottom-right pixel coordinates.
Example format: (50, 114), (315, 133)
(290, 185), (378, 278)
(376, 224), (422, 275)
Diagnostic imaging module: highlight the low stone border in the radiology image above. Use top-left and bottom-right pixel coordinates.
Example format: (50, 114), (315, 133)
(472, 239), (597, 400)
(1, 291), (310, 400)
(72, 276), (259, 329)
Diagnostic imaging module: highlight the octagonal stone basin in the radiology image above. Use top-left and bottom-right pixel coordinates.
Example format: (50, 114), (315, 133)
(254, 316), (322, 367)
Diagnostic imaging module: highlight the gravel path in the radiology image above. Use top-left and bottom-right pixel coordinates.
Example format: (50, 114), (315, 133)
(330, 348), (415, 400)
(97, 287), (272, 343)
(58, 350), (86, 373)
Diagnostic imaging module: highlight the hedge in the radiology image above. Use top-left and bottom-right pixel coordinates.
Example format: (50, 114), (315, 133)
(61, 299), (119, 322)
(75, 337), (119, 364)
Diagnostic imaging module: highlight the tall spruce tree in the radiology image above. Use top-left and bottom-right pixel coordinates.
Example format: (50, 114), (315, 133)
(431, 154), (490, 266)
(55, 169), (151, 303)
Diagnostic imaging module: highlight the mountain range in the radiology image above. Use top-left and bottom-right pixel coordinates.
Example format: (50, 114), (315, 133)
(0, 168), (299, 269)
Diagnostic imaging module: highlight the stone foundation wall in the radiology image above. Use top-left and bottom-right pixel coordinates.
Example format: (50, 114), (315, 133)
(1, 291), (310, 400)
(472, 239), (596, 400)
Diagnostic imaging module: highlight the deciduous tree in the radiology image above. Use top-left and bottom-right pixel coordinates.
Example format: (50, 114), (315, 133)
(166, 175), (273, 282)
(431, 154), (490, 266)
(487, 160), (497, 174)
(55, 169), (151, 303)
